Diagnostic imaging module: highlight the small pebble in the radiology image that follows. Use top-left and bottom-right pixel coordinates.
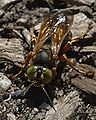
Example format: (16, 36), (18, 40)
(0, 95), (3, 102)
(7, 112), (16, 120)
(39, 102), (51, 110)
(16, 18), (27, 26)
(34, 112), (45, 120)
(11, 90), (22, 99)
(22, 29), (31, 46)
(0, 73), (12, 94)
(33, 107), (39, 113)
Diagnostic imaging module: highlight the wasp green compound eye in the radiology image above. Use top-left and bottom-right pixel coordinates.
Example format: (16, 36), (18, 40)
(27, 66), (36, 79)
(43, 68), (52, 84)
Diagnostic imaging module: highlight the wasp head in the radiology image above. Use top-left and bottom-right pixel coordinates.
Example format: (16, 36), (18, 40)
(27, 65), (52, 86)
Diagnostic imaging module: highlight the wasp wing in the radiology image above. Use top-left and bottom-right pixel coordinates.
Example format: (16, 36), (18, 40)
(24, 10), (64, 67)
(51, 10), (74, 58)
(24, 10), (73, 67)
(33, 10), (61, 56)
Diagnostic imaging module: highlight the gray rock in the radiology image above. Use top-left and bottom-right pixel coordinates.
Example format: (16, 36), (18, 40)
(64, 0), (93, 6)
(57, 90), (64, 97)
(0, 0), (19, 9)
(0, 38), (24, 63)
(0, 0), (13, 8)
(85, 23), (96, 39)
(16, 18), (27, 26)
(71, 13), (94, 39)
(0, 73), (12, 94)
(93, 0), (96, 11)
(45, 91), (81, 120)
(34, 23), (41, 33)
(22, 29), (31, 46)
(0, 9), (4, 17)
(80, 46), (96, 52)
(34, 112), (46, 120)
(84, 0), (95, 4)
(92, 12), (96, 22)
(7, 112), (16, 120)
(47, 0), (94, 7)
(0, 95), (3, 102)
(78, 6), (92, 18)
(33, 107), (39, 113)
(27, 114), (34, 120)
(39, 102), (51, 110)
(68, 6), (92, 17)
(71, 64), (96, 95)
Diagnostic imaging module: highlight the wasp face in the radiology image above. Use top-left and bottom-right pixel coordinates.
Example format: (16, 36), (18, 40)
(27, 65), (53, 85)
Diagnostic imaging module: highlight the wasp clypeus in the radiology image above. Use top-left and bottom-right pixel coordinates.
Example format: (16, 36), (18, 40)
(15, 9), (86, 111)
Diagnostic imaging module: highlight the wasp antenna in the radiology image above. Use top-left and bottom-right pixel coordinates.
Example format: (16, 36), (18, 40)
(13, 66), (26, 80)
(41, 85), (56, 111)
(21, 81), (36, 96)
(13, 70), (22, 79)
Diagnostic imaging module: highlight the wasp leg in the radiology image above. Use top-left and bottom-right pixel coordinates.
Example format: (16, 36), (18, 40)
(61, 41), (72, 53)
(30, 27), (37, 47)
(71, 31), (88, 43)
(61, 35), (84, 53)
(13, 51), (33, 79)
(14, 38), (36, 79)
(21, 81), (36, 96)
(59, 54), (84, 74)
(13, 70), (23, 79)
(59, 53), (95, 78)
(71, 36), (82, 42)
(54, 62), (66, 87)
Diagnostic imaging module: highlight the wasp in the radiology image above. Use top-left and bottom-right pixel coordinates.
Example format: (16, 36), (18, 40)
(15, 9), (88, 111)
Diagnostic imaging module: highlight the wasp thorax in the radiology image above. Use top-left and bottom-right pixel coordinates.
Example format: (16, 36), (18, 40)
(27, 65), (53, 85)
